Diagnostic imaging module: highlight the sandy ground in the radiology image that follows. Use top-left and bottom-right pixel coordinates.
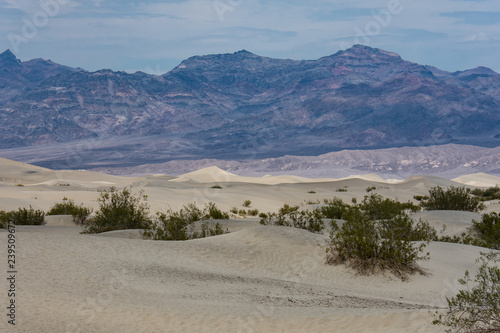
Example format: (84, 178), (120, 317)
(0, 157), (498, 333)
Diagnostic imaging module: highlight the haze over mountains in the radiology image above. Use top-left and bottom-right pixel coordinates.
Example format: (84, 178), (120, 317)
(1, 45), (500, 177)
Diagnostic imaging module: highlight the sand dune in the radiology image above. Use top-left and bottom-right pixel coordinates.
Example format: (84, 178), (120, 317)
(0, 158), (498, 332)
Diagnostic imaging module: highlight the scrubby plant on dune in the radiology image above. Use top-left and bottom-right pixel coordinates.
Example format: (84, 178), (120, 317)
(0, 206), (45, 226)
(47, 197), (92, 225)
(142, 202), (228, 240)
(420, 186), (485, 212)
(83, 186), (151, 234)
(359, 193), (421, 220)
(326, 207), (436, 281)
(260, 204), (325, 233)
(433, 251), (500, 333)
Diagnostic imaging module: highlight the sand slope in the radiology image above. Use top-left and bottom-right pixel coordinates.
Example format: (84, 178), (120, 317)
(0, 158), (498, 332)
(0, 225), (487, 333)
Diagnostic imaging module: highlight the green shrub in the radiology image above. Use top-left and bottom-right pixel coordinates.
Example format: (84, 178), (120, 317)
(198, 221), (226, 238)
(238, 209), (247, 217)
(326, 207), (432, 280)
(470, 186), (500, 201)
(366, 186), (376, 192)
(433, 252), (500, 332)
(260, 204), (324, 233)
(359, 194), (420, 220)
(242, 200), (252, 207)
(420, 186), (485, 212)
(308, 190), (316, 194)
(471, 213), (500, 250)
(211, 185), (223, 189)
(336, 188), (348, 192)
(83, 187), (151, 234)
(320, 198), (349, 219)
(247, 209), (259, 216)
(230, 207), (238, 214)
(47, 197), (92, 225)
(205, 202), (229, 220)
(0, 206), (45, 226)
(142, 203), (228, 241)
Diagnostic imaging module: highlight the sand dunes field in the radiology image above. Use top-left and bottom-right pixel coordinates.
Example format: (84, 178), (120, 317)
(0, 157), (498, 333)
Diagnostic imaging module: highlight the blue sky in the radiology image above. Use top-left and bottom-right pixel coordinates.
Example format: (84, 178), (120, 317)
(0, 0), (499, 74)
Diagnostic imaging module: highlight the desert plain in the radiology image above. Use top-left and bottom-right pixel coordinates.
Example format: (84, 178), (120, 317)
(0, 157), (499, 333)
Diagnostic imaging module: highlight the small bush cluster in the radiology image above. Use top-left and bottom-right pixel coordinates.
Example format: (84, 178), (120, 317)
(0, 206), (45, 226)
(260, 204), (325, 233)
(320, 198), (349, 219)
(420, 186), (485, 212)
(47, 197), (92, 225)
(82, 187), (151, 234)
(470, 186), (500, 201)
(433, 252), (500, 333)
(143, 202), (228, 241)
(359, 194), (421, 220)
(327, 206), (435, 280)
(440, 212), (500, 250)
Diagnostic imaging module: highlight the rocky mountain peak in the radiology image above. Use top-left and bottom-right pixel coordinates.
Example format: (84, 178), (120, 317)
(0, 49), (21, 67)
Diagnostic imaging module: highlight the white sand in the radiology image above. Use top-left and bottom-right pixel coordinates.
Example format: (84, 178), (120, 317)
(0, 158), (497, 332)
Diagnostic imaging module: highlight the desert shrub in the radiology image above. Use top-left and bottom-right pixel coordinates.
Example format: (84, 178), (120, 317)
(0, 206), (45, 226)
(247, 209), (259, 216)
(258, 212), (268, 218)
(320, 197), (349, 219)
(326, 207), (432, 280)
(413, 195), (429, 202)
(83, 187), (151, 234)
(242, 200), (252, 207)
(181, 203), (204, 222)
(359, 194), (420, 220)
(142, 203), (227, 240)
(47, 197), (92, 225)
(420, 186), (485, 212)
(260, 204), (324, 233)
(470, 186), (500, 201)
(336, 188), (348, 192)
(211, 185), (223, 189)
(205, 202), (229, 220)
(308, 190), (316, 194)
(144, 211), (191, 240)
(471, 213), (500, 250)
(230, 207), (238, 214)
(198, 221), (226, 238)
(278, 204), (300, 216)
(433, 252), (500, 333)
(366, 186), (376, 192)
(238, 209), (247, 216)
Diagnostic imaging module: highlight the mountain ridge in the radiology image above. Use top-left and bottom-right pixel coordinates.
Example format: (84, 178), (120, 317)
(1, 45), (500, 170)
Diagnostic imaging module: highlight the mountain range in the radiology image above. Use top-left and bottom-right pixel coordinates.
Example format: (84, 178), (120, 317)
(1, 45), (500, 175)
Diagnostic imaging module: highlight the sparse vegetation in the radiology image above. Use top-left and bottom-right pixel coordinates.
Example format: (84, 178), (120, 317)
(308, 190), (316, 194)
(247, 209), (259, 216)
(0, 206), (45, 226)
(260, 204), (325, 233)
(420, 186), (485, 212)
(359, 193), (421, 220)
(47, 197), (92, 225)
(470, 185), (500, 201)
(320, 197), (349, 219)
(433, 251), (500, 333)
(366, 186), (376, 192)
(242, 200), (252, 207)
(471, 213), (500, 250)
(82, 187), (151, 234)
(326, 207), (434, 280)
(336, 188), (348, 192)
(142, 202), (228, 241)
(211, 185), (223, 189)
